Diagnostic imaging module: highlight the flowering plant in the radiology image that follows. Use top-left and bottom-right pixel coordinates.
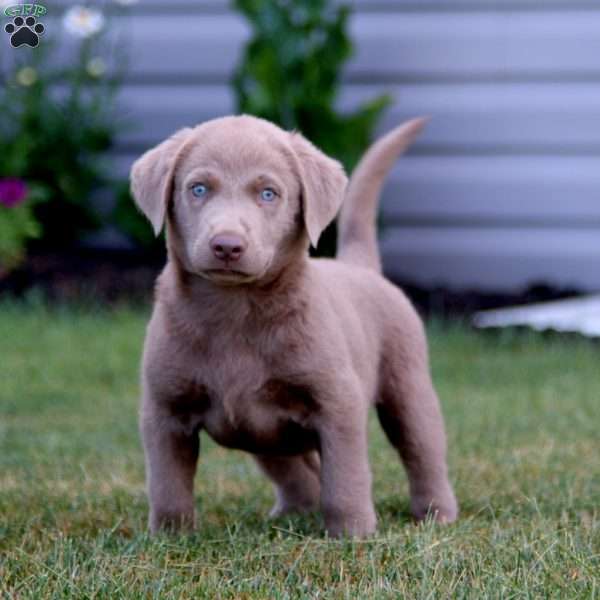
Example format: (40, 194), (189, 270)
(0, 178), (44, 271)
(0, 1), (132, 268)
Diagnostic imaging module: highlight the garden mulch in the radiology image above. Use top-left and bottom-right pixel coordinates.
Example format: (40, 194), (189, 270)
(0, 248), (582, 316)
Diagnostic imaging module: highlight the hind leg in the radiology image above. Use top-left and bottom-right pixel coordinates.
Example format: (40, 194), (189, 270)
(254, 452), (321, 517)
(378, 344), (458, 523)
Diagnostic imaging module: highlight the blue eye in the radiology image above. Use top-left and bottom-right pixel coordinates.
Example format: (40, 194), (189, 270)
(191, 183), (208, 198)
(260, 188), (276, 202)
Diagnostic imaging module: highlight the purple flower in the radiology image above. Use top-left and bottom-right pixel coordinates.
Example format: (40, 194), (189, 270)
(0, 178), (28, 208)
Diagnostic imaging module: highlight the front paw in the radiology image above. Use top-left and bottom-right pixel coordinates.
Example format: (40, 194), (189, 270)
(323, 506), (377, 538)
(149, 508), (196, 534)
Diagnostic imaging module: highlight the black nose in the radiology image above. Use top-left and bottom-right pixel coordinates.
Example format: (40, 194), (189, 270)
(210, 233), (247, 262)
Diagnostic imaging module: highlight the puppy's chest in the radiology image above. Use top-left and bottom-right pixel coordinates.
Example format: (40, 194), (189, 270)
(168, 350), (318, 455)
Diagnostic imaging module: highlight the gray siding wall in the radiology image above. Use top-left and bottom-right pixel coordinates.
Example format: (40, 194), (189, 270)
(99, 0), (600, 291)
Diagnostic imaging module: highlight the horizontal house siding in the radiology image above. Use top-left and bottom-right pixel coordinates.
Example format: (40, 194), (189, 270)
(84, 0), (600, 291)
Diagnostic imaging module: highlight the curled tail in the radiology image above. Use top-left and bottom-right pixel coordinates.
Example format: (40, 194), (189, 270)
(336, 117), (428, 272)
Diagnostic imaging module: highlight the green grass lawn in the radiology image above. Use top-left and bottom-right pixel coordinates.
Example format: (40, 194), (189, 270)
(0, 300), (598, 598)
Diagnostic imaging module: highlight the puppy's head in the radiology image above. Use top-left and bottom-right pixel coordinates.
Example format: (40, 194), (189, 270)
(130, 115), (347, 285)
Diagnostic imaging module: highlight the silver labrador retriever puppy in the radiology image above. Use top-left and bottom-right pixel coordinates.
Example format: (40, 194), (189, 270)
(130, 115), (458, 537)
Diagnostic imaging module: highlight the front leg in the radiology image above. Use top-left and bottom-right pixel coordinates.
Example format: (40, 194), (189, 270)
(316, 379), (376, 538)
(140, 405), (200, 533)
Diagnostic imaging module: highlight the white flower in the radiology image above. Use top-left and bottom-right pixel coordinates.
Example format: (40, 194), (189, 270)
(63, 6), (105, 38)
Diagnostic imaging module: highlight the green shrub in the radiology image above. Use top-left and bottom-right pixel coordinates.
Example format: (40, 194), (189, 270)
(233, 0), (390, 254)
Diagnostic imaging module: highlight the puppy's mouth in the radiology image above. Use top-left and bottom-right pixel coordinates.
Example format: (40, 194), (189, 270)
(200, 268), (258, 285)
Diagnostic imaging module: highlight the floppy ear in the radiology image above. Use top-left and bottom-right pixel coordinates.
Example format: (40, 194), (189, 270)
(130, 127), (193, 236)
(289, 133), (348, 248)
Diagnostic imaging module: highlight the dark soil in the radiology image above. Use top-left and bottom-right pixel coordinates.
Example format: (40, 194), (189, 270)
(0, 249), (581, 317)
(400, 282), (580, 319)
(0, 248), (165, 305)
